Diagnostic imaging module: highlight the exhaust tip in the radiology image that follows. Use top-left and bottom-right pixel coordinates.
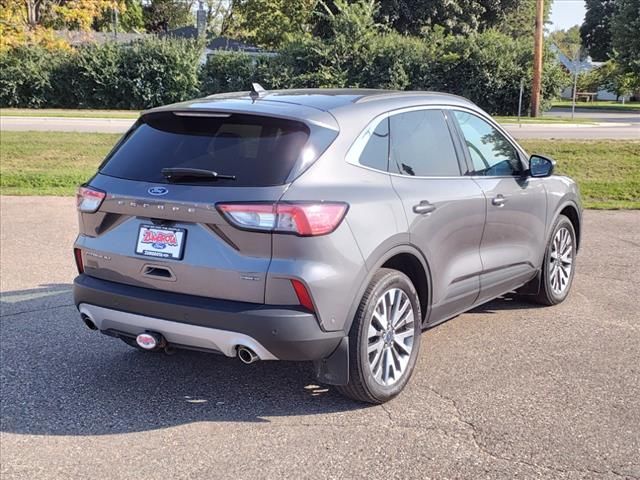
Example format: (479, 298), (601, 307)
(237, 346), (259, 364)
(81, 313), (98, 330)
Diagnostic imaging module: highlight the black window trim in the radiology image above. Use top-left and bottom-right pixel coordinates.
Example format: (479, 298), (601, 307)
(345, 105), (469, 179)
(446, 107), (530, 178)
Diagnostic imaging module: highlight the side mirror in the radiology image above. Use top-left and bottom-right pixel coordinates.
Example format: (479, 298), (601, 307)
(528, 154), (555, 178)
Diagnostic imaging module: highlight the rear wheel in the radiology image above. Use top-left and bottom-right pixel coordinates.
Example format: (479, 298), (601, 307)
(336, 268), (422, 404)
(534, 215), (576, 305)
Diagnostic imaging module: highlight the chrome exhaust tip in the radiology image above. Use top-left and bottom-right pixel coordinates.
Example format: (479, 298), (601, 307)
(237, 346), (259, 364)
(81, 313), (98, 330)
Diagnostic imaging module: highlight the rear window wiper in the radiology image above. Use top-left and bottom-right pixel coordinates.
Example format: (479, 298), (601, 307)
(161, 168), (236, 182)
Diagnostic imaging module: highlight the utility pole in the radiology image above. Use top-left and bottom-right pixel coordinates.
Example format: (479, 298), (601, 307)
(530, 0), (544, 117)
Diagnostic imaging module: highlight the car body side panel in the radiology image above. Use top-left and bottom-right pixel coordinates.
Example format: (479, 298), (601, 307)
(390, 176), (486, 323)
(541, 175), (583, 248)
(275, 139), (406, 332)
(472, 176), (548, 303)
(267, 220), (367, 332)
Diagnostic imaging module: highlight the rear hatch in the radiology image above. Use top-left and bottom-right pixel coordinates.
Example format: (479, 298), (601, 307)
(76, 110), (330, 303)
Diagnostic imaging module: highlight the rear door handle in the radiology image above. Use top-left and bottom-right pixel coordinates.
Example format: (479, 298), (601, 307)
(492, 194), (507, 207)
(413, 201), (436, 215)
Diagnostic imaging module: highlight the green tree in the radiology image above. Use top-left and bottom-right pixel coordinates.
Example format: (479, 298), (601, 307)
(94, 0), (145, 32)
(548, 26), (583, 60)
(143, 0), (194, 32)
(597, 60), (640, 99)
(611, 0), (640, 76)
(580, 0), (615, 61)
(373, 0), (545, 37)
(226, 0), (317, 49)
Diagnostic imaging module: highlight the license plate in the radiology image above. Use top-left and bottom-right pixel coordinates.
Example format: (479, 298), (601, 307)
(135, 225), (186, 260)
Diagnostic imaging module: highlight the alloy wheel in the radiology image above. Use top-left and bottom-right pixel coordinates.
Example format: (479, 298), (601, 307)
(367, 288), (415, 386)
(549, 226), (573, 295)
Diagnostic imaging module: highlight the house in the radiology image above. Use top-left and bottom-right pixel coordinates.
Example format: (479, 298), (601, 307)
(550, 44), (620, 101)
(162, 26), (275, 64)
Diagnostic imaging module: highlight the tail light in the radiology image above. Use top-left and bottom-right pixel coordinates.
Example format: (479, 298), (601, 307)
(76, 186), (106, 213)
(74, 248), (84, 274)
(217, 202), (348, 236)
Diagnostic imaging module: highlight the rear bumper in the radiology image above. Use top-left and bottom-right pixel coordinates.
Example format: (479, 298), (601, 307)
(73, 274), (344, 361)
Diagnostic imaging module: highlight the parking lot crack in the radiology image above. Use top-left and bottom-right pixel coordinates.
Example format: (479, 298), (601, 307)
(380, 403), (394, 425)
(0, 303), (74, 318)
(425, 385), (634, 478)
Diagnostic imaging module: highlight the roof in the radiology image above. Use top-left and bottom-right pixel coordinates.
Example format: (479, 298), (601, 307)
(201, 89), (475, 111)
(549, 44), (602, 74)
(145, 88), (478, 130)
(160, 26), (199, 39)
(161, 29), (265, 53)
(206, 36), (264, 53)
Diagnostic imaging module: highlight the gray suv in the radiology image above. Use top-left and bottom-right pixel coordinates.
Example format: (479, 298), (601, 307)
(73, 88), (582, 403)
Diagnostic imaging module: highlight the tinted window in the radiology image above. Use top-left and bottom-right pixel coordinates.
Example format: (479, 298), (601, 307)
(453, 111), (522, 176)
(100, 112), (310, 187)
(359, 117), (389, 171)
(389, 110), (460, 177)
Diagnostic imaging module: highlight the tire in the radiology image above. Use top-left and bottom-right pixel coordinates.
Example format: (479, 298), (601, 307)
(534, 214), (577, 306)
(336, 268), (422, 404)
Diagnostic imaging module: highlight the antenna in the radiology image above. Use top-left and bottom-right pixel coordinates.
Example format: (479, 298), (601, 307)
(250, 83), (267, 100)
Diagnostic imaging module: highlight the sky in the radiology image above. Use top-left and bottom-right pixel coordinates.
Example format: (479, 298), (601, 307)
(549, 0), (587, 31)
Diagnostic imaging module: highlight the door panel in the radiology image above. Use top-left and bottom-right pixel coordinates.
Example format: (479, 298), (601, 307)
(472, 176), (547, 302)
(451, 109), (547, 303)
(391, 177), (486, 322)
(387, 109), (486, 324)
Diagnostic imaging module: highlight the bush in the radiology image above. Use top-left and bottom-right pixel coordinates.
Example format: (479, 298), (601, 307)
(0, 9), (568, 115)
(0, 38), (204, 110)
(200, 51), (258, 95)
(0, 46), (71, 107)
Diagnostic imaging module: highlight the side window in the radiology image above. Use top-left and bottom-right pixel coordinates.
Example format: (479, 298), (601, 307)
(358, 117), (389, 171)
(453, 111), (522, 176)
(389, 110), (460, 177)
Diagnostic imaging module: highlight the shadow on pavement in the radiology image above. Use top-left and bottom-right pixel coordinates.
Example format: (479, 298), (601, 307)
(469, 293), (545, 313)
(1, 285), (539, 436)
(1, 285), (365, 436)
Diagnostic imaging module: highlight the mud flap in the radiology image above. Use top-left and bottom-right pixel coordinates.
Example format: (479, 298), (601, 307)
(314, 336), (349, 385)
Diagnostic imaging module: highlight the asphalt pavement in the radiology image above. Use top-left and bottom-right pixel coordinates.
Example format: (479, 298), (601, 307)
(1, 113), (639, 139)
(1, 196), (639, 479)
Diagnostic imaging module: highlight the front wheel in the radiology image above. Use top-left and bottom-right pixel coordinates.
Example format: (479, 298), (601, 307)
(336, 268), (422, 404)
(535, 214), (577, 305)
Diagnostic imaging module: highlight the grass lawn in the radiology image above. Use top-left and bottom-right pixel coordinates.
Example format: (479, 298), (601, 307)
(0, 131), (638, 209)
(0, 108), (140, 119)
(551, 100), (640, 112)
(520, 139), (640, 209)
(0, 131), (120, 195)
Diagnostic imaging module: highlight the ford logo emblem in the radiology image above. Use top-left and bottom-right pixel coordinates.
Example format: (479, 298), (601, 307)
(148, 186), (168, 196)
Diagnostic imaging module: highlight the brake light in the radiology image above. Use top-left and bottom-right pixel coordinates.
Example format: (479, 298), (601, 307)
(74, 248), (84, 274)
(217, 202), (348, 236)
(76, 186), (106, 213)
(291, 279), (315, 312)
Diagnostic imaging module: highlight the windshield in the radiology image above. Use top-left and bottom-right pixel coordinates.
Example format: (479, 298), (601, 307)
(100, 112), (310, 187)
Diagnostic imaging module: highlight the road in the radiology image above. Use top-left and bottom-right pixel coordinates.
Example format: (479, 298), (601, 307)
(1, 115), (639, 139)
(546, 107), (640, 124)
(1, 196), (639, 479)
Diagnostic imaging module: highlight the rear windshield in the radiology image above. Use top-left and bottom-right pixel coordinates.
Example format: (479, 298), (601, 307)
(100, 112), (310, 187)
